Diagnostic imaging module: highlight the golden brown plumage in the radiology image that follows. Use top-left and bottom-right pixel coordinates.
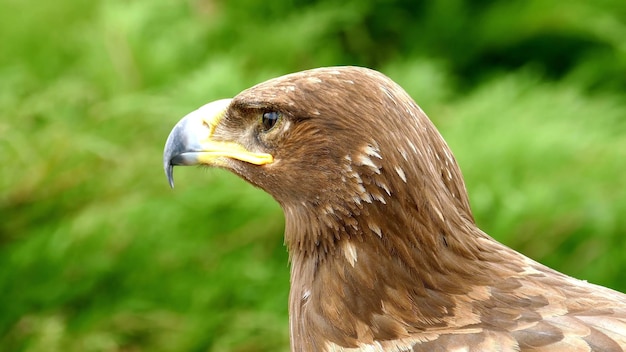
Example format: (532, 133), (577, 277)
(164, 66), (626, 351)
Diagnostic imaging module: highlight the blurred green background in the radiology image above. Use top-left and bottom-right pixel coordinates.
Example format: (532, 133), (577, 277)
(1, 0), (625, 351)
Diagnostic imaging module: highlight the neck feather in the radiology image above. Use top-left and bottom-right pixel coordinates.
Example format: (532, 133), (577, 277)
(284, 191), (518, 349)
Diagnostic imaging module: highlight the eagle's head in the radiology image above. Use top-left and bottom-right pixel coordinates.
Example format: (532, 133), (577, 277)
(164, 66), (474, 255)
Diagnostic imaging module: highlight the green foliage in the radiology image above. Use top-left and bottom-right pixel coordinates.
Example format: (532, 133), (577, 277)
(0, 0), (625, 350)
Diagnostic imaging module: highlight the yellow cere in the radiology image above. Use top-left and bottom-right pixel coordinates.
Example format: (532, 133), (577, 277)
(192, 99), (274, 166)
(196, 140), (274, 166)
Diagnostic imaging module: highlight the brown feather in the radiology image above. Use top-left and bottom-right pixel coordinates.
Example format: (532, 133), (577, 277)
(170, 66), (626, 351)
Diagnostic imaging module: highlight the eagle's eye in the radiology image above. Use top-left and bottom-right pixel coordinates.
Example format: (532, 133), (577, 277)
(261, 111), (281, 131)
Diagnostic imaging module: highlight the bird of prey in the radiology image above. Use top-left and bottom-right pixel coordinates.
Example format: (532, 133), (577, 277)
(163, 66), (626, 351)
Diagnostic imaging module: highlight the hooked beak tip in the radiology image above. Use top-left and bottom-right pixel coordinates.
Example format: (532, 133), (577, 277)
(166, 163), (175, 188)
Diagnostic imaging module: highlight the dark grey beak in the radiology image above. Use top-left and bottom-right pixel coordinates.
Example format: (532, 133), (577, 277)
(163, 99), (232, 188)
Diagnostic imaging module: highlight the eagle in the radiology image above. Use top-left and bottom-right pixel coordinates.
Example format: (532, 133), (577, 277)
(163, 66), (626, 351)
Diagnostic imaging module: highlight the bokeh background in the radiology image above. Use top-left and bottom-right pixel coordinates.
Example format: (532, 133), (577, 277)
(1, 0), (625, 351)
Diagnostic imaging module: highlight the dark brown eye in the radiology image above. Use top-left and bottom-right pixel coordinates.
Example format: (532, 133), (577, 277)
(261, 111), (281, 131)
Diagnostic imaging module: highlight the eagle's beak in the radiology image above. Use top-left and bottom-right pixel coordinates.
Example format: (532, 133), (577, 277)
(163, 98), (274, 188)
